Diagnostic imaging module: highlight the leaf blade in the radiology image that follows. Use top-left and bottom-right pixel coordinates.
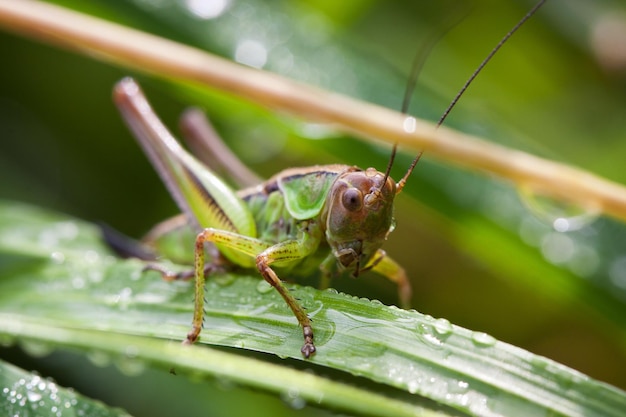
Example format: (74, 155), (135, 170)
(0, 358), (132, 417)
(1, 200), (625, 417)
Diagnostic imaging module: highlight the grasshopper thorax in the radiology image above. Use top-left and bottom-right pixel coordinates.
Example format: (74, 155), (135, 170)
(323, 167), (396, 276)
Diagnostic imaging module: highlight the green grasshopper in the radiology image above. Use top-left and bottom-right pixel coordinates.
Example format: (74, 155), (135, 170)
(114, 79), (407, 358)
(113, 1), (545, 358)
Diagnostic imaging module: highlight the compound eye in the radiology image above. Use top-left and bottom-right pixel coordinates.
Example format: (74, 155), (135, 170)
(342, 188), (363, 212)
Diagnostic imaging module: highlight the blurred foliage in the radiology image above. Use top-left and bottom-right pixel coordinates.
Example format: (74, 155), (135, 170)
(1, 0), (626, 416)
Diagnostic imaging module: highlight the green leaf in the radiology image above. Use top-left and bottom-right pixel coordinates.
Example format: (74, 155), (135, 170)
(0, 358), (131, 417)
(1, 200), (625, 417)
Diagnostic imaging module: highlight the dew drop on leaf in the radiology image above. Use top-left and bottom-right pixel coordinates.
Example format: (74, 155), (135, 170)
(86, 350), (112, 367)
(50, 251), (65, 264)
(415, 323), (443, 348)
(471, 331), (496, 347)
(20, 340), (54, 358)
(256, 279), (273, 294)
(115, 345), (146, 376)
(433, 318), (453, 337)
(518, 186), (600, 232)
(281, 387), (306, 410)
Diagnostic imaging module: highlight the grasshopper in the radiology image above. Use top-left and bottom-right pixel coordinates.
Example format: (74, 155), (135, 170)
(113, 0), (545, 358)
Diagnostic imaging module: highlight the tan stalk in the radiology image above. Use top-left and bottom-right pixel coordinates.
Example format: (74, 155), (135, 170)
(1, 0), (625, 221)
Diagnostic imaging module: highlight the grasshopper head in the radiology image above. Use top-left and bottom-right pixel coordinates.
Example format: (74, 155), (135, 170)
(324, 167), (396, 276)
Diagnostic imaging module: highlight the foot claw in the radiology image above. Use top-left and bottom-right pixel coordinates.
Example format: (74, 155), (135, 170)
(301, 343), (316, 358)
(301, 325), (316, 358)
(184, 328), (200, 345)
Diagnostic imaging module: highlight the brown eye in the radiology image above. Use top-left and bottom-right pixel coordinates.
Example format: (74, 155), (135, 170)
(342, 188), (363, 212)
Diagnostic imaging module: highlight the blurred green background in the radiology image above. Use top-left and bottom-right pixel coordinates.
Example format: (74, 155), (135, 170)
(1, 0), (626, 415)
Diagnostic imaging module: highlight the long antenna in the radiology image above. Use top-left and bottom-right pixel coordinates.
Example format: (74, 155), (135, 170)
(394, 0), (547, 193)
(437, 0), (547, 128)
(382, 5), (468, 188)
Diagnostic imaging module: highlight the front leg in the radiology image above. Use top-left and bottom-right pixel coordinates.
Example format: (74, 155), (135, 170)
(256, 243), (318, 358)
(319, 249), (412, 309)
(190, 224), (322, 358)
(368, 249), (412, 309)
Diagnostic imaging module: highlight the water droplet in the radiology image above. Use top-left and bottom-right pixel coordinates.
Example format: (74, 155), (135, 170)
(541, 232), (576, 264)
(88, 269), (104, 283)
(518, 216), (549, 247)
(416, 323), (443, 348)
(20, 340), (54, 358)
(298, 123), (336, 140)
(71, 276), (85, 289)
(567, 244), (600, 277)
(234, 39), (268, 69)
(27, 391), (42, 402)
(185, 0), (231, 20)
(281, 387), (306, 410)
(215, 375), (236, 391)
(115, 345), (146, 376)
(433, 318), (453, 337)
(83, 250), (100, 264)
(4, 374), (75, 416)
(482, 186), (525, 228)
(451, 379), (469, 394)
(125, 344), (139, 357)
(524, 218), (600, 276)
(609, 256), (626, 289)
(86, 350), (112, 367)
(56, 221), (79, 240)
(214, 274), (236, 286)
(256, 280), (273, 294)
(50, 251), (65, 264)
(407, 380), (420, 394)
(112, 287), (133, 310)
(518, 186), (600, 232)
(471, 331), (496, 347)
(130, 269), (143, 281)
(403, 116), (417, 133)
(324, 288), (338, 295)
(135, 292), (168, 304)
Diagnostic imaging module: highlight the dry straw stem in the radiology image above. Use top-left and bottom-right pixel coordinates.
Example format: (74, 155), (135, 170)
(2, 0), (626, 222)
